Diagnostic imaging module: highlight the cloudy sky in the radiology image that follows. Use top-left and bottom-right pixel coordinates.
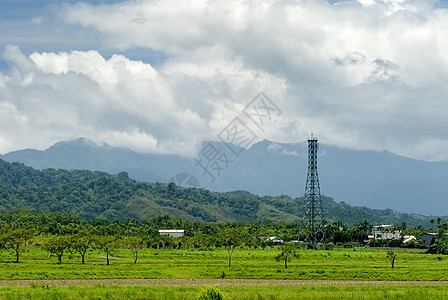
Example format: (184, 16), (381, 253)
(1, 0), (448, 161)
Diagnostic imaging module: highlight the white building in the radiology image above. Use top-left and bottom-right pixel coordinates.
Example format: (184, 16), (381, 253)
(371, 225), (401, 240)
(158, 229), (185, 238)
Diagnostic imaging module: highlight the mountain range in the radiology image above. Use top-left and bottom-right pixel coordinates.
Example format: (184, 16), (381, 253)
(2, 138), (448, 216)
(0, 158), (436, 227)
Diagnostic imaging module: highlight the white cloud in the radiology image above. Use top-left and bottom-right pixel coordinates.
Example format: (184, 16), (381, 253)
(31, 17), (45, 26)
(2, 0), (448, 161)
(267, 143), (282, 152)
(282, 149), (300, 157)
(0, 44), (285, 156)
(0, 45), (206, 155)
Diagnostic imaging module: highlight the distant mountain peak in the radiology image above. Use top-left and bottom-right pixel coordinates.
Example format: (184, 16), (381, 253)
(51, 137), (113, 150)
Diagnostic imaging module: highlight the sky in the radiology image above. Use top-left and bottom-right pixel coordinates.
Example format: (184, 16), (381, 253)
(1, 0), (448, 161)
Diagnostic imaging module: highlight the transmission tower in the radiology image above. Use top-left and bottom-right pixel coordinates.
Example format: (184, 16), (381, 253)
(302, 133), (326, 248)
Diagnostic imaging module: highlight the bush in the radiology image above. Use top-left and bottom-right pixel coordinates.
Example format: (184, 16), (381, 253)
(388, 239), (402, 248)
(339, 243), (354, 248)
(196, 286), (226, 300)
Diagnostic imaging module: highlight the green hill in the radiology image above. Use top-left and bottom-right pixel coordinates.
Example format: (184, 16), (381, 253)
(0, 159), (438, 227)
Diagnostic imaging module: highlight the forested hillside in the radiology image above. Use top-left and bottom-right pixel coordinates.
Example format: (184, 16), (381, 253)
(0, 159), (109, 187)
(5, 138), (448, 216)
(0, 159), (438, 227)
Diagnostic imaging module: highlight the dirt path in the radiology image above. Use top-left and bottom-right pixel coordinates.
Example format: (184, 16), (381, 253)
(1, 279), (448, 287)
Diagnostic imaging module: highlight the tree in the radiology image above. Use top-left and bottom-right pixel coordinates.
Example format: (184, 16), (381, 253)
(41, 235), (70, 263)
(70, 229), (93, 264)
(429, 221), (448, 255)
(0, 227), (8, 257)
(398, 222), (407, 248)
(387, 249), (397, 269)
(123, 236), (145, 264)
(4, 228), (33, 263)
(217, 227), (248, 268)
(93, 235), (116, 265)
(326, 221), (347, 243)
(333, 231), (352, 244)
(352, 220), (371, 245)
(275, 242), (299, 269)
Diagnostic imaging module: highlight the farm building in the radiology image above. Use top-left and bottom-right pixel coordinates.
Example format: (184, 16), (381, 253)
(158, 229), (185, 238)
(420, 233), (436, 247)
(418, 233), (448, 247)
(260, 236), (284, 245)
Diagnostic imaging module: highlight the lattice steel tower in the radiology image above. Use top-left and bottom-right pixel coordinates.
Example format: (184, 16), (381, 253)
(303, 133), (326, 247)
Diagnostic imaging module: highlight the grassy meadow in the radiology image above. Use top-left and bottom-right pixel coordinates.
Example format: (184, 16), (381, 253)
(2, 247), (448, 299)
(2, 284), (448, 300)
(1, 247), (448, 280)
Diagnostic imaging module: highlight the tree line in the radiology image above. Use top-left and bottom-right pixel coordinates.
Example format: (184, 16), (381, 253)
(1, 211), (447, 266)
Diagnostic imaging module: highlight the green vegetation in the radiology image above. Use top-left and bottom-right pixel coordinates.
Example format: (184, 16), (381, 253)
(387, 249), (398, 269)
(1, 285), (448, 300)
(40, 235), (70, 264)
(69, 229), (94, 264)
(2, 158), (448, 298)
(1, 228), (33, 263)
(275, 242), (299, 269)
(196, 286), (226, 300)
(0, 159), (441, 226)
(217, 227), (250, 268)
(0, 210), (435, 255)
(1, 247), (448, 281)
(428, 218), (448, 254)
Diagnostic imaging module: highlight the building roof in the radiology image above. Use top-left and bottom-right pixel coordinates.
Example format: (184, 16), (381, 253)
(420, 233), (436, 236)
(403, 236), (416, 244)
(158, 229), (185, 233)
(373, 225), (396, 229)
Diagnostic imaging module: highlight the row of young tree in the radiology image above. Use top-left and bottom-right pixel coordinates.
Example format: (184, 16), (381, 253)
(0, 225), (262, 267)
(1, 211), (447, 265)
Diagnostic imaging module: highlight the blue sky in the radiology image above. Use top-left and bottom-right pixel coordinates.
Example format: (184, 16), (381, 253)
(0, 0), (165, 66)
(1, 0), (448, 161)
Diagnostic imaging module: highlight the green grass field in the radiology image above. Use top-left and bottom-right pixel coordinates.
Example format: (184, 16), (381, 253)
(2, 285), (448, 300)
(1, 247), (447, 280)
(1, 247), (448, 299)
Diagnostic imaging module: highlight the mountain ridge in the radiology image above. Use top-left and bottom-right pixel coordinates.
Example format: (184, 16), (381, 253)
(2, 138), (448, 215)
(0, 158), (439, 227)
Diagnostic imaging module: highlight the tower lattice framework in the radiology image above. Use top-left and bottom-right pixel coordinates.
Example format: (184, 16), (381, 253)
(302, 134), (326, 247)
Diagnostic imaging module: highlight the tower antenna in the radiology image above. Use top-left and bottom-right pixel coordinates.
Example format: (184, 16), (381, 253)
(302, 133), (326, 248)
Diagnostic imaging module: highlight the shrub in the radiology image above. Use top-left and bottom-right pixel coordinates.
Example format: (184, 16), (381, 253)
(196, 286), (226, 300)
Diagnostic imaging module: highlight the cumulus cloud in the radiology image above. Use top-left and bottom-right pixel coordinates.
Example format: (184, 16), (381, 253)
(2, 0), (448, 161)
(0, 44), (285, 156)
(0, 45), (204, 155)
(55, 0), (448, 161)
